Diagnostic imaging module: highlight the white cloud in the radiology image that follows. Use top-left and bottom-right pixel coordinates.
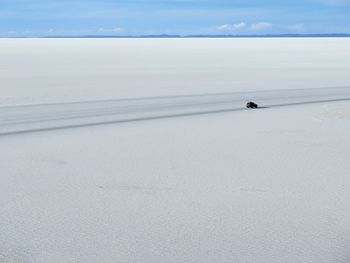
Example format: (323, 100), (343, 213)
(216, 24), (230, 30)
(250, 22), (272, 31)
(213, 22), (310, 34)
(98, 27), (124, 33)
(285, 23), (305, 32)
(217, 22), (246, 31)
(215, 22), (274, 33)
(112, 27), (124, 33)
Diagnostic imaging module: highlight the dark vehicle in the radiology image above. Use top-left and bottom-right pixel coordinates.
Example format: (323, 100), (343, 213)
(246, 101), (258, 109)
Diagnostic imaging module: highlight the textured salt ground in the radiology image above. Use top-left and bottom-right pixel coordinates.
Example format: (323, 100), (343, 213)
(1, 86), (350, 136)
(1, 38), (350, 106)
(1, 100), (350, 262)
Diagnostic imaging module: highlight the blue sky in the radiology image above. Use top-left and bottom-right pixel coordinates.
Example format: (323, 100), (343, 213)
(1, 0), (350, 36)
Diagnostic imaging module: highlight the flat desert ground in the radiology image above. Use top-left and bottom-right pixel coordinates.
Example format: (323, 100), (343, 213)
(1, 38), (350, 262)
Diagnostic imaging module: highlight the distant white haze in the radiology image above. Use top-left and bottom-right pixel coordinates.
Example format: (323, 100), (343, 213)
(1, 38), (350, 105)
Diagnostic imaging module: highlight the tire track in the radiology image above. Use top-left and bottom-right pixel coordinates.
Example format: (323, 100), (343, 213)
(1, 86), (350, 136)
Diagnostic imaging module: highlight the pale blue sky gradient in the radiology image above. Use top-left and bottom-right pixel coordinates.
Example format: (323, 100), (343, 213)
(1, 0), (350, 36)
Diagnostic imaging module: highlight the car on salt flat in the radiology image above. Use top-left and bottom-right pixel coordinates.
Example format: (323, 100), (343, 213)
(246, 101), (258, 109)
